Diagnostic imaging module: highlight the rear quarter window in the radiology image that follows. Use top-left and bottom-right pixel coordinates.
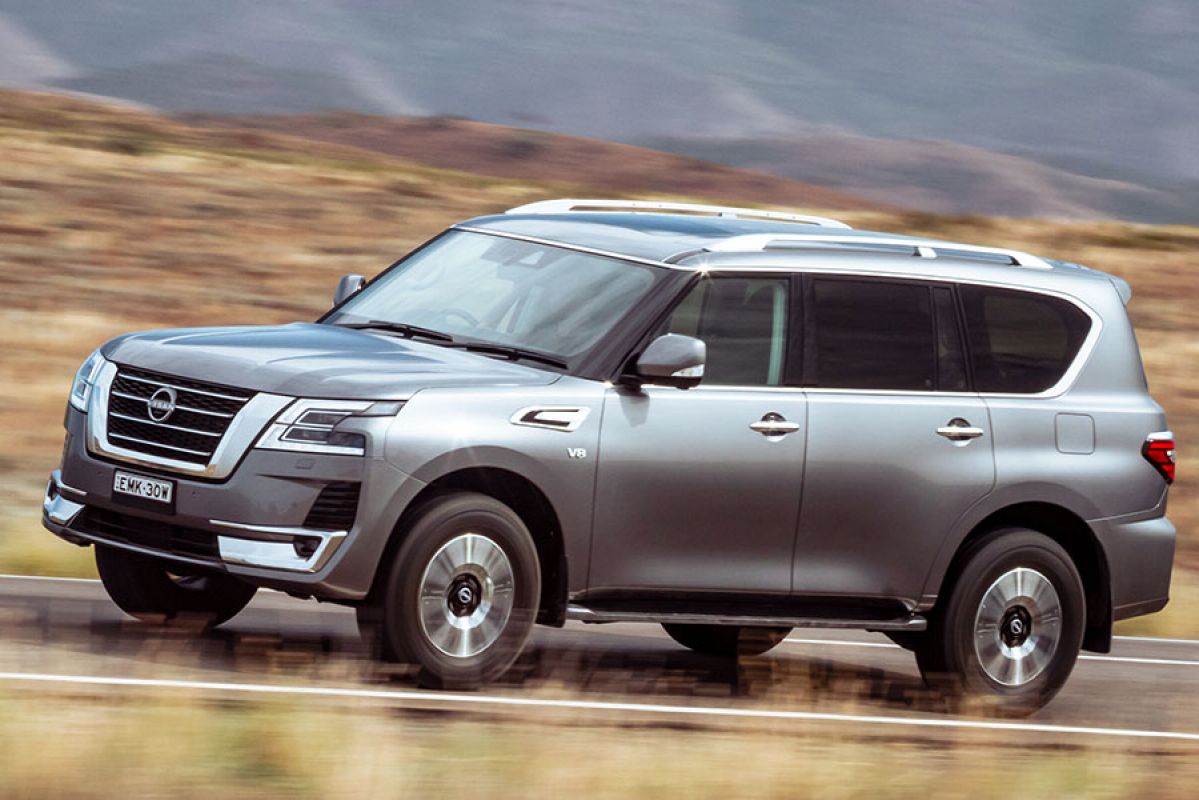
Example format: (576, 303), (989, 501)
(960, 286), (1092, 393)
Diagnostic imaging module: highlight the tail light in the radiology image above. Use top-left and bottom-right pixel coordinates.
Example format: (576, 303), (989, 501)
(1143, 432), (1176, 484)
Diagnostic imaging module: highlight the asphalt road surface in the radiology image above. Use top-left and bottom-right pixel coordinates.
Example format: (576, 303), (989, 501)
(2, 575), (1198, 749)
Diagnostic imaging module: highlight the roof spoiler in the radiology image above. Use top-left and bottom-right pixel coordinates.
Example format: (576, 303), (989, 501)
(1110, 276), (1133, 305)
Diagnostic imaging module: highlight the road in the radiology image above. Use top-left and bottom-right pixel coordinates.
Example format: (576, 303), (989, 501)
(2, 575), (1198, 749)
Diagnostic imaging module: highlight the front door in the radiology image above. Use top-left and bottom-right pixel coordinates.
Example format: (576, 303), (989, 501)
(589, 275), (807, 594)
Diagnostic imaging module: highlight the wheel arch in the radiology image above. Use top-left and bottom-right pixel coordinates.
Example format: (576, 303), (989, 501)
(930, 502), (1113, 653)
(368, 466), (569, 627)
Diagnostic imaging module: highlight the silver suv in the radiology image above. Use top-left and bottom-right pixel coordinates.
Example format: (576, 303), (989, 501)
(43, 199), (1177, 713)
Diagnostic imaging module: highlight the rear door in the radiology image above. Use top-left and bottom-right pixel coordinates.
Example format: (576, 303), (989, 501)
(791, 276), (996, 605)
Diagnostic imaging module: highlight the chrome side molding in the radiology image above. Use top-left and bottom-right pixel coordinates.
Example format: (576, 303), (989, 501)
(565, 604), (927, 632)
(43, 473), (85, 526)
(509, 406), (591, 433)
(211, 519), (347, 573)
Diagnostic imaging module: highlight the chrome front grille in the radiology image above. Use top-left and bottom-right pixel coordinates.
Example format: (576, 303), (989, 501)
(106, 367), (254, 464)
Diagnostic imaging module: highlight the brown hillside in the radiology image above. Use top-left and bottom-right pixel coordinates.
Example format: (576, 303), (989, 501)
(183, 112), (886, 212)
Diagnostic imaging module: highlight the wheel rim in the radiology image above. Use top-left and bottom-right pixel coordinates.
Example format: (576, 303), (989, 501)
(973, 567), (1063, 686)
(167, 573), (210, 592)
(418, 532), (515, 658)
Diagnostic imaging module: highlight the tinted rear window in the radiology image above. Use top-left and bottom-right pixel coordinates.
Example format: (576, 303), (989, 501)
(960, 286), (1091, 393)
(807, 279), (936, 391)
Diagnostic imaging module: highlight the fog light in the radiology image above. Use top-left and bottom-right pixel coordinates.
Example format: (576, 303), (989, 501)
(293, 536), (322, 559)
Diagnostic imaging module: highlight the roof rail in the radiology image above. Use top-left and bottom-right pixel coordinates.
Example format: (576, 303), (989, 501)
(706, 234), (1052, 269)
(506, 199), (853, 230)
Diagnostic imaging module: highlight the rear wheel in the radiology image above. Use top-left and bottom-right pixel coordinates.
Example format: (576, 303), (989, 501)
(95, 545), (256, 627)
(366, 492), (541, 689)
(916, 528), (1085, 715)
(663, 624), (792, 657)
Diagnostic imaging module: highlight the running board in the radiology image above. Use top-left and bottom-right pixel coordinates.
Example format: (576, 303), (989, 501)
(566, 604), (926, 632)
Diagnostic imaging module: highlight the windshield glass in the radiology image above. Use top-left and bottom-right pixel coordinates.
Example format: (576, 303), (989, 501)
(326, 231), (663, 360)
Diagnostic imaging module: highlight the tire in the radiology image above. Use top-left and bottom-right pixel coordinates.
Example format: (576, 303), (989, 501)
(370, 492), (541, 689)
(916, 528), (1086, 716)
(662, 624), (792, 657)
(95, 545), (256, 627)
(355, 604), (389, 659)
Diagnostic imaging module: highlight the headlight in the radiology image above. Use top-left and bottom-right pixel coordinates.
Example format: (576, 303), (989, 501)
(255, 399), (405, 456)
(69, 349), (106, 412)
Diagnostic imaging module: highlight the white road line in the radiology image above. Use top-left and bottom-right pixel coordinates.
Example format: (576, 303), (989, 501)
(1114, 635), (1199, 647)
(0, 574), (293, 595)
(0, 574), (100, 583)
(1081, 654), (1199, 668)
(786, 638), (898, 649)
(1, 671), (1197, 744)
(785, 638), (1199, 668)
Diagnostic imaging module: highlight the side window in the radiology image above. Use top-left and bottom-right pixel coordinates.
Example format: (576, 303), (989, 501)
(807, 278), (936, 391)
(960, 286), (1091, 393)
(663, 277), (789, 386)
(934, 287), (969, 391)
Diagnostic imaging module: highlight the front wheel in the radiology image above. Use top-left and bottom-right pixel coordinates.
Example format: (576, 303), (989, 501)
(916, 528), (1085, 716)
(95, 545), (256, 627)
(367, 492), (541, 689)
(663, 624), (792, 657)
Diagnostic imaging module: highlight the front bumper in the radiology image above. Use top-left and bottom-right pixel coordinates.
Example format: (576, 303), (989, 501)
(44, 406), (425, 600)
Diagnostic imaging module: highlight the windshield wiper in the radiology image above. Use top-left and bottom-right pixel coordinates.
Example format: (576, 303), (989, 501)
(447, 342), (568, 369)
(337, 320), (454, 343)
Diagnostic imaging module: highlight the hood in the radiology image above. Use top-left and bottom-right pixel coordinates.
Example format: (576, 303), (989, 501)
(100, 323), (560, 399)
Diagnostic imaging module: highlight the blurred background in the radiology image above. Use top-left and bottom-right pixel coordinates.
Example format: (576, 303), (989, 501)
(0, 2), (1196, 796)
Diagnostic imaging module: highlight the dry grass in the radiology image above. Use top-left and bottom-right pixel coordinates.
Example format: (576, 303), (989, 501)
(0, 687), (1193, 799)
(0, 89), (1195, 623)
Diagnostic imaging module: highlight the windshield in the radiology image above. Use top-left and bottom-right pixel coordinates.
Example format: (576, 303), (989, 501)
(326, 230), (663, 361)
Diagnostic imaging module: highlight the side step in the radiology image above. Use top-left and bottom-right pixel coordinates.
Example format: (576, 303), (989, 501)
(566, 604), (926, 632)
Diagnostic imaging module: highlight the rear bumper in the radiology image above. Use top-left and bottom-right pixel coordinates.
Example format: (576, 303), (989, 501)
(1091, 501), (1175, 621)
(44, 407), (426, 600)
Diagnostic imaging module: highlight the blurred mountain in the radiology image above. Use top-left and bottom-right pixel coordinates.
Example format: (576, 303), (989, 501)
(647, 132), (1199, 223)
(182, 111), (884, 212)
(1, 0), (1196, 221)
(0, 14), (74, 86)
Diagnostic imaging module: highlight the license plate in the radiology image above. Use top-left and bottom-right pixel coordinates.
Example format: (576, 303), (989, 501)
(113, 471), (174, 505)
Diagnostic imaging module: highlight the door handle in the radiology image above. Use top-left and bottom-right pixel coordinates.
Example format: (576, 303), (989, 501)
(937, 418), (985, 441)
(750, 413), (800, 437)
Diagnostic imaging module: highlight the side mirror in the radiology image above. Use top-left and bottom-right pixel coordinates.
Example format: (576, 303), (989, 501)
(628, 334), (706, 389)
(333, 274), (366, 306)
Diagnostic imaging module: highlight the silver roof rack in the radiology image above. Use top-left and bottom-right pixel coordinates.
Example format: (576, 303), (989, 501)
(506, 199), (853, 230)
(706, 233), (1052, 270)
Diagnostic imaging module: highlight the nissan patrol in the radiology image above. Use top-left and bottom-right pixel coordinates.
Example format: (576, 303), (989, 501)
(43, 199), (1177, 713)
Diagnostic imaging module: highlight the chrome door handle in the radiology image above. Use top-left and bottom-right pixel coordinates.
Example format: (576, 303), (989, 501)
(750, 413), (800, 436)
(937, 419), (985, 441)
